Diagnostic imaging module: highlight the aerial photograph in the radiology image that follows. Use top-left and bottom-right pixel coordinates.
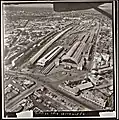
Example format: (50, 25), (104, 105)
(3, 2), (114, 117)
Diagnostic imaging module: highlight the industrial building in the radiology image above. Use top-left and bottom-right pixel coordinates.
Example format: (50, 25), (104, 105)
(62, 33), (90, 65)
(75, 82), (93, 91)
(77, 57), (85, 70)
(88, 74), (98, 85)
(84, 43), (93, 60)
(36, 46), (63, 67)
(98, 66), (113, 74)
(28, 27), (72, 65)
(81, 91), (107, 108)
(60, 81), (93, 96)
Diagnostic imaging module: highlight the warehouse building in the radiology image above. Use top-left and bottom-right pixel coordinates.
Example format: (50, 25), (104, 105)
(28, 27), (72, 65)
(75, 82), (93, 91)
(81, 91), (107, 108)
(36, 46), (63, 67)
(84, 43), (93, 60)
(98, 66), (113, 74)
(62, 33), (90, 65)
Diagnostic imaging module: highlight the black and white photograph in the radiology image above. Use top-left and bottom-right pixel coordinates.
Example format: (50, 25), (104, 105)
(1, 0), (118, 118)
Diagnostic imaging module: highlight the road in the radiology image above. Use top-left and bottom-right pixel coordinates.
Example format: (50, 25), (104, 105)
(5, 70), (92, 111)
(5, 71), (47, 110)
(46, 83), (99, 110)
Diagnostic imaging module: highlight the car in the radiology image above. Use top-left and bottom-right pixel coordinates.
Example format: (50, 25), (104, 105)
(21, 86), (26, 90)
(12, 80), (16, 83)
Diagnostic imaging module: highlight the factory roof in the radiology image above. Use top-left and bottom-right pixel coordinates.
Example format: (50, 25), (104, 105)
(29, 27), (72, 64)
(62, 33), (90, 64)
(76, 82), (93, 91)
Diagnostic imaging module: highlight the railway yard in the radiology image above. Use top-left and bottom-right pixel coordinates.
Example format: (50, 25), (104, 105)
(3, 6), (114, 114)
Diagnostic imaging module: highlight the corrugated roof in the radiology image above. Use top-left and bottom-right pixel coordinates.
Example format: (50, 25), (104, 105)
(76, 82), (93, 90)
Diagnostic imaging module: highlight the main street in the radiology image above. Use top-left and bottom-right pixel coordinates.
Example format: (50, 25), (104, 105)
(5, 70), (91, 111)
(5, 73), (45, 110)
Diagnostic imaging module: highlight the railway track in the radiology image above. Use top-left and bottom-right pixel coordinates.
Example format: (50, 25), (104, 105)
(42, 62), (55, 74)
